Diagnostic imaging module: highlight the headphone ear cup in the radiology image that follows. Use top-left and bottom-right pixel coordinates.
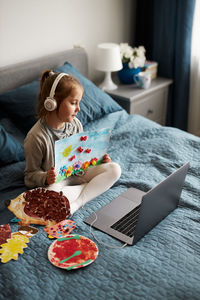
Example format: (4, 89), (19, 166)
(44, 97), (57, 111)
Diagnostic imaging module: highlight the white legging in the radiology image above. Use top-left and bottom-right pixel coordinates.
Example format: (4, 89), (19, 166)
(47, 162), (121, 215)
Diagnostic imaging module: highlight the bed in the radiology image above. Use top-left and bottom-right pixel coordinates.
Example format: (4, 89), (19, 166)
(0, 47), (200, 300)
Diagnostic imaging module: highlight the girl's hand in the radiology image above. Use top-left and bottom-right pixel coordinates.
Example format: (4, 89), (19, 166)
(46, 167), (57, 185)
(102, 153), (111, 163)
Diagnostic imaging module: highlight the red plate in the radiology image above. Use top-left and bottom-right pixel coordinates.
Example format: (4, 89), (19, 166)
(48, 234), (98, 270)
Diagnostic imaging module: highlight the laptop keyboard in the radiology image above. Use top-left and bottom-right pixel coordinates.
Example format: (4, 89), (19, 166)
(111, 205), (141, 237)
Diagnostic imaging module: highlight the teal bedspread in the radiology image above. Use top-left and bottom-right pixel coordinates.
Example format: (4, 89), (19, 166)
(0, 111), (200, 300)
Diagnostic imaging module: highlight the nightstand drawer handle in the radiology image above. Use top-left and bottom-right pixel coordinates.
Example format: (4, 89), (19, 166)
(147, 109), (153, 115)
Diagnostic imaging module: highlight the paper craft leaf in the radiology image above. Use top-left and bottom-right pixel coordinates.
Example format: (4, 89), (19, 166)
(0, 234), (29, 263)
(62, 145), (72, 157)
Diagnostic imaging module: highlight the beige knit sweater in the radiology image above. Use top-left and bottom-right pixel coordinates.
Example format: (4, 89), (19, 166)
(24, 117), (83, 188)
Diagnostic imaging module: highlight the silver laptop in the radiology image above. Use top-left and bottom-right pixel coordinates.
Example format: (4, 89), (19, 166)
(84, 163), (190, 245)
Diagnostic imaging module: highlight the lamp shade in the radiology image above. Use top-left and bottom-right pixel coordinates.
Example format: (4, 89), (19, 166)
(96, 43), (122, 72)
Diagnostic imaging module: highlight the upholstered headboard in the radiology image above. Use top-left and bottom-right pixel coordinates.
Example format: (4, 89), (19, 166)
(0, 47), (88, 94)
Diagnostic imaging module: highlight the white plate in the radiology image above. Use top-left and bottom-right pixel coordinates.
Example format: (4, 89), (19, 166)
(48, 234), (98, 270)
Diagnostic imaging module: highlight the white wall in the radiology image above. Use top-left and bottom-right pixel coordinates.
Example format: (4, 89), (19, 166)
(0, 0), (136, 81)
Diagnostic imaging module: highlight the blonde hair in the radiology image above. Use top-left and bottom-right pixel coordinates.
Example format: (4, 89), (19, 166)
(37, 70), (84, 119)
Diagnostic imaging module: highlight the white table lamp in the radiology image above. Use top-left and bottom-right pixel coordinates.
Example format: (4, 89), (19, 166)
(96, 43), (122, 91)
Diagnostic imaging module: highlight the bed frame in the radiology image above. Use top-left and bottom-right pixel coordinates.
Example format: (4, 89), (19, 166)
(0, 47), (88, 94)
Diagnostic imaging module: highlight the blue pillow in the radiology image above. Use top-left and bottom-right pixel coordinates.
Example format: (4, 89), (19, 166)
(0, 62), (122, 134)
(0, 125), (25, 166)
(56, 62), (122, 125)
(0, 117), (25, 144)
(0, 80), (39, 134)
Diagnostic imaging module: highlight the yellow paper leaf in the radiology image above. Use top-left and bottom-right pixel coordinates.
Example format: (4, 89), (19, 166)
(62, 145), (72, 157)
(0, 234), (29, 263)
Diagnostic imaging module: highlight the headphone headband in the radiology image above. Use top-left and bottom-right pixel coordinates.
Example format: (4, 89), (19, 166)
(49, 73), (68, 98)
(44, 72), (69, 112)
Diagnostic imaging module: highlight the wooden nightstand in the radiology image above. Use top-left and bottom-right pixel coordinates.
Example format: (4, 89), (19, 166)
(107, 77), (173, 125)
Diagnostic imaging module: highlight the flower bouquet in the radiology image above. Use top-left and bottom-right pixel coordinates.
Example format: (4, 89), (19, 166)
(118, 43), (146, 84)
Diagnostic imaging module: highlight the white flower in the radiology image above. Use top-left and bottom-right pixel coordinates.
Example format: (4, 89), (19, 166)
(120, 43), (133, 60)
(124, 47), (133, 59)
(138, 46), (146, 55)
(119, 43), (146, 68)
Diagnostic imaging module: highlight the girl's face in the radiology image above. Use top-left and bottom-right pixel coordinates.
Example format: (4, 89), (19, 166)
(57, 86), (83, 123)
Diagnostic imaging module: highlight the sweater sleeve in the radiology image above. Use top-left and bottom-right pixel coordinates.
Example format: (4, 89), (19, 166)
(24, 133), (47, 188)
(24, 117), (83, 188)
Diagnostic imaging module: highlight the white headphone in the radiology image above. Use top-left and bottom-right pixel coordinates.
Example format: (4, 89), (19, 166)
(44, 72), (68, 111)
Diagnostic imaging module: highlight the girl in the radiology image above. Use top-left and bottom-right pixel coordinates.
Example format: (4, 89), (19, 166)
(24, 70), (121, 215)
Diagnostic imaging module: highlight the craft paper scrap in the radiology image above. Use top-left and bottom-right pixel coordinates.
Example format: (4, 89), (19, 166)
(0, 224), (12, 246)
(10, 217), (21, 223)
(55, 128), (111, 183)
(44, 220), (76, 239)
(18, 225), (38, 238)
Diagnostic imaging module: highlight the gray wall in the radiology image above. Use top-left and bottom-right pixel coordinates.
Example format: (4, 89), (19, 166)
(0, 0), (136, 81)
